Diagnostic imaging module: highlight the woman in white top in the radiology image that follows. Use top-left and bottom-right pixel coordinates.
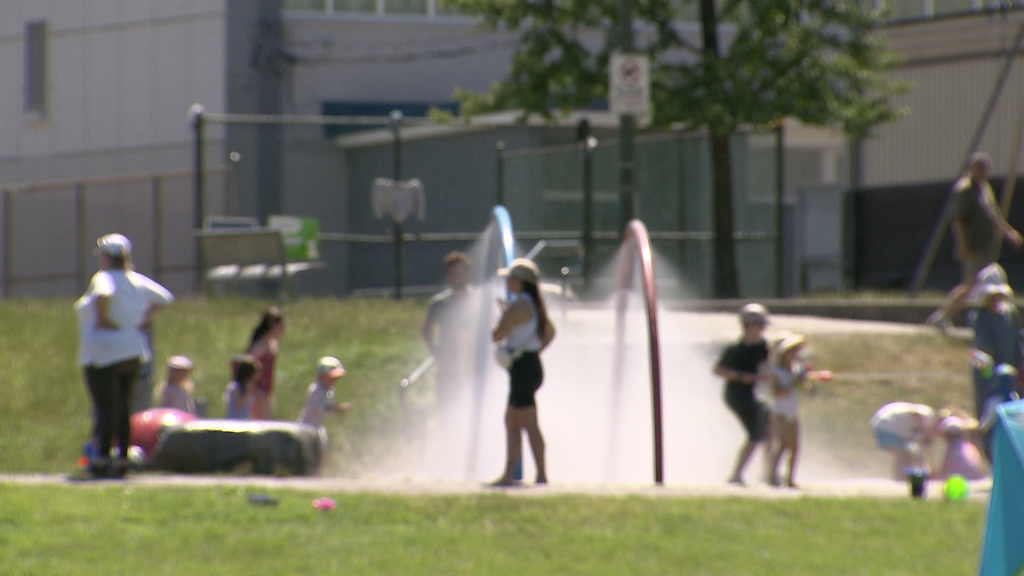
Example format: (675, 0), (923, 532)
(490, 258), (556, 486)
(77, 233), (174, 478)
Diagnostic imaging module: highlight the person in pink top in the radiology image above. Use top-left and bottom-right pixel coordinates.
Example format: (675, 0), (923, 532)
(246, 307), (286, 420)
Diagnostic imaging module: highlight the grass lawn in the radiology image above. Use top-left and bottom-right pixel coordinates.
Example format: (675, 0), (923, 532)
(0, 296), (992, 575)
(0, 485), (986, 576)
(0, 297), (427, 474)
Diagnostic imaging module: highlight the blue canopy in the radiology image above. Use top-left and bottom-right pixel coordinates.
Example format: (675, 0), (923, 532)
(979, 399), (1024, 576)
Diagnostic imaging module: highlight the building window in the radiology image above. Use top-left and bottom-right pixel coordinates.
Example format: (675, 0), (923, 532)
(284, 0), (449, 16)
(24, 20), (47, 117)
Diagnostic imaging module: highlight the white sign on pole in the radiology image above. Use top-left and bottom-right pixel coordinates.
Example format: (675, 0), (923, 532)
(609, 53), (650, 116)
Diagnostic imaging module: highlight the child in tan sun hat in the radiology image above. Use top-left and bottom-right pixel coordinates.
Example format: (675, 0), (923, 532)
(766, 333), (833, 488)
(298, 356), (352, 428)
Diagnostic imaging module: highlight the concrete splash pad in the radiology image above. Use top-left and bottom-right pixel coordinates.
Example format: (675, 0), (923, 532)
(0, 472), (992, 503)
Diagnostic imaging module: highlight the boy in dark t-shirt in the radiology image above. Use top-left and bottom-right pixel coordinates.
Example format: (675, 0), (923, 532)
(713, 303), (771, 485)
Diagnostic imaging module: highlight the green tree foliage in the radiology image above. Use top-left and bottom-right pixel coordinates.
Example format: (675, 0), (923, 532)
(449, 0), (907, 295)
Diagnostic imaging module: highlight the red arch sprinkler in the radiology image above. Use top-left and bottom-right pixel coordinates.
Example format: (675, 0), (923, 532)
(613, 219), (665, 485)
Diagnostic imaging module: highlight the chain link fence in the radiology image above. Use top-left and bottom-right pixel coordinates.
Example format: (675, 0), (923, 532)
(500, 130), (781, 298)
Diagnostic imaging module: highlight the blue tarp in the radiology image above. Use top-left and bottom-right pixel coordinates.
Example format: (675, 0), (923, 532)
(978, 399), (1024, 576)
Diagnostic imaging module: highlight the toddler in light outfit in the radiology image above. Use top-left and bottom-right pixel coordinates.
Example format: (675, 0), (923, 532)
(298, 356), (352, 429)
(934, 405), (986, 481)
(224, 354), (260, 419)
(156, 355), (197, 415)
(767, 333), (832, 488)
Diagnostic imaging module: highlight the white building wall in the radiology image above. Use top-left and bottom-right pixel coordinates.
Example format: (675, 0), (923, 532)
(0, 0), (228, 185)
(283, 14), (524, 114)
(862, 11), (1024, 187)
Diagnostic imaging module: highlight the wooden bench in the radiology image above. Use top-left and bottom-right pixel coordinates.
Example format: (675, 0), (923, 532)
(196, 229), (326, 297)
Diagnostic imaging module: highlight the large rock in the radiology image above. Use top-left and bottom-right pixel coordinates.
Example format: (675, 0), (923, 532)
(147, 420), (326, 476)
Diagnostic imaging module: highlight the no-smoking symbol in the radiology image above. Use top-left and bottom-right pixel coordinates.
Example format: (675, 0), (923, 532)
(620, 59), (643, 86)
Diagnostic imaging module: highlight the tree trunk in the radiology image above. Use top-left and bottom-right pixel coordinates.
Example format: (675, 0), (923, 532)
(699, 0), (740, 298)
(711, 131), (740, 298)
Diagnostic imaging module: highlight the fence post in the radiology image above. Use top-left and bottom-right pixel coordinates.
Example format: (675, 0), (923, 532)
(496, 141), (505, 207)
(579, 120), (594, 289)
(190, 104), (206, 292)
(2, 190), (9, 298)
(76, 184), (87, 294)
(153, 176), (164, 284)
(676, 130), (688, 282)
(389, 110), (404, 300)
(776, 124), (785, 298)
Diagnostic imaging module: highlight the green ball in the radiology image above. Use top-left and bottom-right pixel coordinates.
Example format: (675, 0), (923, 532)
(944, 475), (970, 501)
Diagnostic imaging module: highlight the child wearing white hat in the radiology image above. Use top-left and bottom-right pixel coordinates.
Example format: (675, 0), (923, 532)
(298, 356), (352, 428)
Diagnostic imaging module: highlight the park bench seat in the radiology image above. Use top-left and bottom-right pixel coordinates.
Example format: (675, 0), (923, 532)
(196, 229), (325, 297)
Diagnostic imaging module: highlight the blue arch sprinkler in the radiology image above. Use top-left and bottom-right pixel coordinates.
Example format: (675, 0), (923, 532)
(491, 205), (516, 270)
(490, 205), (523, 480)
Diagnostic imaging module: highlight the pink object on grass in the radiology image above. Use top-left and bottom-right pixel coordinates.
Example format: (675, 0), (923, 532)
(313, 497), (337, 511)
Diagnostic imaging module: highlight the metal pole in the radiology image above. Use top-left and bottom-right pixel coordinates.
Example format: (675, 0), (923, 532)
(153, 176), (164, 285)
(776, 124), (785, 297)
(496, 141), (506, 207)
(189, 104), (206, 292)
(75, 184), (86, 293)
(3, 190), (10, 298)
(190, 104), (206, 231)
(390, 110), (404, 299)
(579, 120), (595, 289)
(618, 0), (636, 229)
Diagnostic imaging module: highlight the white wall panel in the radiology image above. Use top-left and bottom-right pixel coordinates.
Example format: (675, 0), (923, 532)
(0, 4), (21, 37)
(153, 23), (195, 144)
(50, 32), (86, 154)
(0, 45), (22, 159)
(191, 16), (226, 113)
(83, 30), (120, 150)
(117, 26), (155, 147)
(285, 18), (519, 111)
(49, 1), (84, 32)
(84, 0), (120, 28)
(17, 0), (50, 24)
(116, 0), (154, 24)
(862, 12), (1024, 187)
(863, 57), (1024, 187)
